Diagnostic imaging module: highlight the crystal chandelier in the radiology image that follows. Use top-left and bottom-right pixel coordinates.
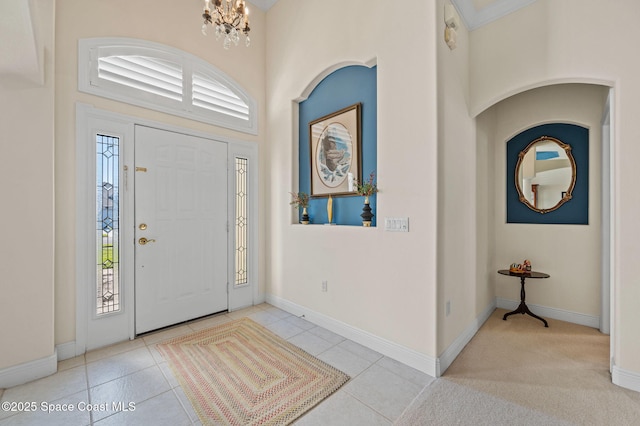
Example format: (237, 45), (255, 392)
(201, 0), (251, 49)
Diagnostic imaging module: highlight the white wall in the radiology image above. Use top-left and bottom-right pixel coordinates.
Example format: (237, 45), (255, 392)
(436, 0), (490, 355)
(265, 0), (439, 365)
(469, 0), (640, 377)
(54, 0), (267, 346)
(476, 108), (497, 316)
(0, 0), (55, 371)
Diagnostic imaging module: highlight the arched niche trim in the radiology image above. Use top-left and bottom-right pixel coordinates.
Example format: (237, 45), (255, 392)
(295, 58), (377, 103)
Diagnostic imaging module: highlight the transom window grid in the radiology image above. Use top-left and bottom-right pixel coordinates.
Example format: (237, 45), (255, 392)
(235, 157), (248, 286)
(96, 134), (121, 315)
(79, 38), (257, 135)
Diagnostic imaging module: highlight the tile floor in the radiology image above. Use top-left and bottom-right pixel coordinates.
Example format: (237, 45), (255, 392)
(0, 304), (434, 425)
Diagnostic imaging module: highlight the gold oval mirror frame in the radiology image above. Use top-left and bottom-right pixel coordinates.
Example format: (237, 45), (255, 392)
(515, 136), (576, 214)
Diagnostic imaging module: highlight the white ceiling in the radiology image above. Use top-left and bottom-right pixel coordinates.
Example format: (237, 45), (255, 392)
(0, 0), (536, 81)
(250, 0), (539, 30)
(250, 0), (279, 12)
(249, 0), (538, 30)
(451, 0), (538, 31)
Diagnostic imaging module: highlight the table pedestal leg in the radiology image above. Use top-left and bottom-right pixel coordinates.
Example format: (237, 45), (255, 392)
(502, 276), (549, 327)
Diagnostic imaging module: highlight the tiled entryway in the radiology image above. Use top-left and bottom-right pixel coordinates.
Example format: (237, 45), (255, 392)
(0, 304), (433, 425)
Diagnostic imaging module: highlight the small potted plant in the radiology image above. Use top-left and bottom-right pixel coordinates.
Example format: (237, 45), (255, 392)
(290, 191), (310, 224)
(354, 171), (378, 227)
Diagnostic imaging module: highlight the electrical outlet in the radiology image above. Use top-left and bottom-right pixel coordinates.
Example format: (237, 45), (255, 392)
(322, 280), (328, 292)
(446, 300), (451, 316)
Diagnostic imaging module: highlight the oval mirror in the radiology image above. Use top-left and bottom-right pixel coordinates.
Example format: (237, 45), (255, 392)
(515, 136), (576, 213)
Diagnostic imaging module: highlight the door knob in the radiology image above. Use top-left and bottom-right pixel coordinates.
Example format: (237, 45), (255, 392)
(139, 223), (147, 230)
(138, 237), (156, 245)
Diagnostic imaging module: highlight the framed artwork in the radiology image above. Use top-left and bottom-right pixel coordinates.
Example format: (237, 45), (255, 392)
(309, 103), (362, 197)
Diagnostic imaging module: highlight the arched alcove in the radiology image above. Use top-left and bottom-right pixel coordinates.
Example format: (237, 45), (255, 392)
(478, 82), (612, 338)
(295, 63), (378, 226)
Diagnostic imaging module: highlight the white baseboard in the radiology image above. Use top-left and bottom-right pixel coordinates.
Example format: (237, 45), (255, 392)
(496, 298), (600, 328)
(265, 294), (438, 377)
(0, 350), (58, 389)
(612, 364), (640, 393)
(437, 300), (496, 377)
(55, 341), (78, 361)
(264, 295), (607, 382)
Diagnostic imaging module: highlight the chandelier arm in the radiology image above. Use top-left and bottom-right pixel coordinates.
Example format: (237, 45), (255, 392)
(202, 10), (212, 24)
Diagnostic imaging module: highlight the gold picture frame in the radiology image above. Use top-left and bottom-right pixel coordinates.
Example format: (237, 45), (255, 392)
(514, 136), (577, 214)
(309, 103), (362, 197)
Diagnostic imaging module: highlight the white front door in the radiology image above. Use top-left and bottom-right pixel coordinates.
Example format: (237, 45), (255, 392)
(134, 125), (228, 334)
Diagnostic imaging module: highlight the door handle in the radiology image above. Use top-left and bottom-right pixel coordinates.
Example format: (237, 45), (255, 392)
(138, 237), (156, 245)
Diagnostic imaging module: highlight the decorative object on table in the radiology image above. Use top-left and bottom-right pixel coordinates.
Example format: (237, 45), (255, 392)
(290, 191), (310, 224)
(354, 171), (378, 227)
(309, 103), (362, 197)
(157, 318), (349, 425)
(325, 195), (336, 225)
(509, 259), (532, 273)
(201, 0), (251, 50)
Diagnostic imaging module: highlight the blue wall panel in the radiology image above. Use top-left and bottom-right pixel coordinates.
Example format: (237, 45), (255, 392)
(506, 123), (589, 224)
(298, 65), (377, 225)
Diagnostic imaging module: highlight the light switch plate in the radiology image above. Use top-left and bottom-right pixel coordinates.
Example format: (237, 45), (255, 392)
(384, 217), (409, 232)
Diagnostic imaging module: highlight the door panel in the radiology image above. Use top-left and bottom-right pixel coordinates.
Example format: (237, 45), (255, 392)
(135, 126), (228, 334)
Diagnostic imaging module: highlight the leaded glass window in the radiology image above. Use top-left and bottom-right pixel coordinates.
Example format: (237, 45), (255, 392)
(96, 134), (120, 314)
(235, 157), (248, 286)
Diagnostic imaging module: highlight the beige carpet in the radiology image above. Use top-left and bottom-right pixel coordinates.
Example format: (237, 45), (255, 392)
(157, 318), (349, 426)
(396, 309), (640, 425)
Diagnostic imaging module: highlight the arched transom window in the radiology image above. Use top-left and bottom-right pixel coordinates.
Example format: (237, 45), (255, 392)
(78, 38), (257, 134)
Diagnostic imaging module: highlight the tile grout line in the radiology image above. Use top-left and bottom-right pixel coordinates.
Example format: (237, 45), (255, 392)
(56, 305), (422, 425)
(83, 356), (95, 426)
(170, 387), (200, 426)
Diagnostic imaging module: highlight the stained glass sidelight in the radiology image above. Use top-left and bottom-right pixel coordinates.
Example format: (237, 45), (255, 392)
(235, 157), (248, 286)
(96, 135), (120, 314)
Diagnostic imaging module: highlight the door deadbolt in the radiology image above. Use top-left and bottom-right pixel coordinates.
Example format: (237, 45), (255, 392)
(138, 237), (156, 245)
(138, 223), (147, 230)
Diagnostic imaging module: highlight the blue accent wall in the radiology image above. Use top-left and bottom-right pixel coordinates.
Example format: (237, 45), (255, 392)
(507, 123), (589, 224)
(299, 65), (377, 225)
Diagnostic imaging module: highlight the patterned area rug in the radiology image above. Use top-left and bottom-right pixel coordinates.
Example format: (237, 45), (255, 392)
(157, 318), (350, 425)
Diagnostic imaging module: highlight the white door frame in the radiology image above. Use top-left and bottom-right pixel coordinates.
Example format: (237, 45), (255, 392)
(75, 104), (259, 354)
(75, 105), (136, 353)
(227, 142), (260, 311)
(600, 91), (612, 337)
(601, 88), (616, 374)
